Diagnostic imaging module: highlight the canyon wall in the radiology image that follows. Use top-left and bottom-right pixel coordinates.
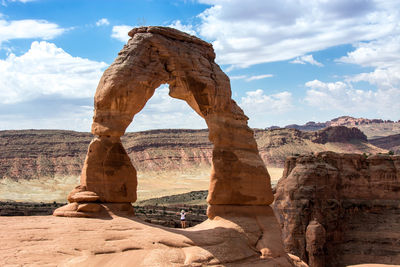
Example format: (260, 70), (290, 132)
(273, 152), (400, 266)
(0, 127), (385, 181)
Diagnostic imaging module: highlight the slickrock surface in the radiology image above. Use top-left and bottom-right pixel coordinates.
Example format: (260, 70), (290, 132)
(0, 210), (300, 266)
(274, 152), (400, 267)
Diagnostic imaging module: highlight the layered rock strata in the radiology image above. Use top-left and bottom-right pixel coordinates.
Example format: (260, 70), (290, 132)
(55, 26), (273, 218)
(274, 152), (400, 266)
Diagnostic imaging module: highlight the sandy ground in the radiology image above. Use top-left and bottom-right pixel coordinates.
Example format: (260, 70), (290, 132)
(0, 167), (284, 203)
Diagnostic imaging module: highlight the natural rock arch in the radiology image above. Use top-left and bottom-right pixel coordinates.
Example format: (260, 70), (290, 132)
(54, 26), (273, 218)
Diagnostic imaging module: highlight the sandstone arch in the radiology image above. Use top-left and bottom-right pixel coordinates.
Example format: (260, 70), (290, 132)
(54, 26), (273, 218)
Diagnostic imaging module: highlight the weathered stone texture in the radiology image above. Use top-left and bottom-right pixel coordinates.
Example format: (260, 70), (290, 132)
(274, 151), (400, 266)
(55, 26), (272, 217)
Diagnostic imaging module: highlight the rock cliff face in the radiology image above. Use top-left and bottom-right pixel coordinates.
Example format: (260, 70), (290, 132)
(370, 134), (400, 154)
(274, 152), (400, 266)
(0, 129), (211, 181)
(255, 127), (384, 167)
(0, 127), (385, 182)
(311, 126), (367, 144)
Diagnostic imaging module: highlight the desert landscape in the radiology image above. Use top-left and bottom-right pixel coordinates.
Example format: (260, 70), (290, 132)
(1, 1), (400, 266)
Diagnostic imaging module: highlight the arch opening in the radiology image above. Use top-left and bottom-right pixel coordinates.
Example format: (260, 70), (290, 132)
(54, 26), (274, 219)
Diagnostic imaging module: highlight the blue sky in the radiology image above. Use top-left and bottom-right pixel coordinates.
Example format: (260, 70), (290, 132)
(0, 0), (399, 132)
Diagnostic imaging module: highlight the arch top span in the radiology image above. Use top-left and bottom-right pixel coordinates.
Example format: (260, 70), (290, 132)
(91, 26), (231, 137)
(54, 27), (273, 219)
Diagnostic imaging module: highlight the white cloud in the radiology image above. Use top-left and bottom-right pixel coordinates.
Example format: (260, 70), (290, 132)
(229, 74), (273, 82)
(229, 75), (247, 80)
(7, 0), (36, 2)
(96, 18), (110, 27)
(338, 35), (400, 68)
(327, 33), (399, 120)
(304, 79), (400, 118)
(350, 67), (400, 90)
(111, 25), (134, 42)
(0, 18), (64, 44)
(127, 86), (207, 131)
(246, 74), (273, 81)
(290, 55), (323, 67)
(197, 0), (398, 68)
(240, 89), (293, 126)
(304, 31), (400, 120)
(0, 41), (108, 104)
(167, 20), (197, 36)
(337, 34), (400, 92)
(1, 0), (36, 5)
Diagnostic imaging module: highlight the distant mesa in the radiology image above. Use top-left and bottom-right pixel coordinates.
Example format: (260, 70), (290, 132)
(279, 116), (400, 133)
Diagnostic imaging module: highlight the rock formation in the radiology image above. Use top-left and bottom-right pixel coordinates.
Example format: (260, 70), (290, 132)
(54, 26), (273, 218)
(1, 127), (385, 185)
(311, 126), (367, 144)
(50, 27), (297, 265)
(1, 213), (306, 266)
(370, 134), (400, 154)
(274, 152), (400, 266)
(283, 116), (400, 137)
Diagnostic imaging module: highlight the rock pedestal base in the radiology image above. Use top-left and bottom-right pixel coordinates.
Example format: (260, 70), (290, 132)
(53, 202), (134, 218)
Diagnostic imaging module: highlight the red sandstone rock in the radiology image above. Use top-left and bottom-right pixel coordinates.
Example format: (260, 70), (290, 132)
(311, 126), (367, 144)
(55, 26), (273, 218)
(305, 220), (326, 267)
(0, 213), (302, 266)
(274, 152), (400, 266)
(48, 26), (296, 266)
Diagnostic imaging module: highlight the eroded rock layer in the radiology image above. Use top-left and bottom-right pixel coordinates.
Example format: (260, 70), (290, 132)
(274, 152), (400, 267)
(55, 26), (273, 217)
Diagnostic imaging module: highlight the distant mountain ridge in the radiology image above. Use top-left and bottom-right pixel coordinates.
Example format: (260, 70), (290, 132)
(269, 116), (400, 139)
(0, 125), (387, 181)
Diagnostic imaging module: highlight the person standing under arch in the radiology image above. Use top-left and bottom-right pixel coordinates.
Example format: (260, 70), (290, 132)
(180, 210), (187, 229)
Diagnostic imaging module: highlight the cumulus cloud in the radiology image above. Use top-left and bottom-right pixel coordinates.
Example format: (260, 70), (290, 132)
(96, 18), (110, 26)
(127, 86), (207, 131)
(0, 18), (64, 44)
(304, 79), (400, 118)
(240, 89), (293, 126)
(338, 35), (400, 68)
(290, 55), (323, 67)
(196, 0), (398, 68)
(0, 41), (108, 104)
(303, 30), (400, 120)
(167, 20), (197, 36)
(111, 25), (134, 42)
(337, 35), (400, 91)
